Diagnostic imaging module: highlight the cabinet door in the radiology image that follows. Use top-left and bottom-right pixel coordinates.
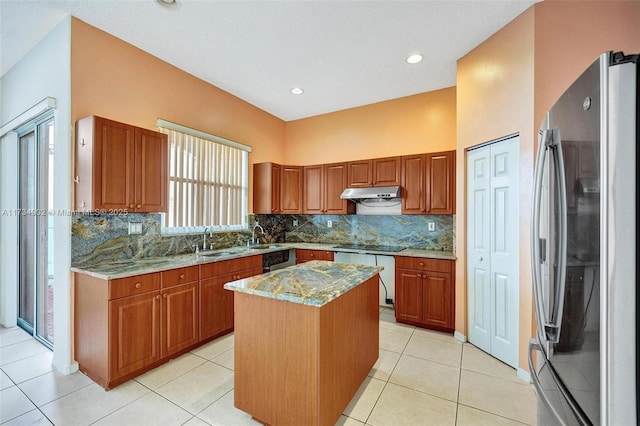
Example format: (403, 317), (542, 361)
(395, 269), (422, 323)
(134, 127), (168, 213)
(303, 165), (324, 214)
(200, 274), (235, 340)
(253, 163), (281, 214)
(422, 271), (453, 330)
(325, 162), (353, 214)
(109, 292), (160, 380)
(281, 166), (303, 214)
(426, 151), (455, 214)
(401, 154), (426, 214)
(93, 117), (135, 210)
(161, 282), (199, 357)
(373, 157), (401, 187)
(347, 160), (373, 187)
(295, 249), (334, 263)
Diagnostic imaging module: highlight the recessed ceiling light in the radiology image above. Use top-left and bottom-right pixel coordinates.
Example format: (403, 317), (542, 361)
(406, 54), (423, 64)
(156, 0), (180, 10)
(290, 87), (304, 95)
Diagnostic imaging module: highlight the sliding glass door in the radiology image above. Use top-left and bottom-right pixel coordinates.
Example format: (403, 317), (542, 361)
(17, 113), (55, 348)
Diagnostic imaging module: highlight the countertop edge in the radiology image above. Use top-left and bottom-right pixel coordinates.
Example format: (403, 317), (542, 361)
(72, 243), (455, 280)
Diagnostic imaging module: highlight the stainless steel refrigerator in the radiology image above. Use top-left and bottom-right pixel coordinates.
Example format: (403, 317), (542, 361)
(530, 51), (638, 425)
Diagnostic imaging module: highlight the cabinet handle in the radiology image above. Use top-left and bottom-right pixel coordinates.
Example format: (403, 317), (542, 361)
(134, 282), (142, 289)
(310, 253), (315, 257)
(155, 295), (160, 300)
(129, 204), (135, 209)
(418, 262), (424, 267)
(80, 138), (86, 146)
(179, 273), (185, 279)
(163, 293), (168, 298)
(136, 204), (142, 209)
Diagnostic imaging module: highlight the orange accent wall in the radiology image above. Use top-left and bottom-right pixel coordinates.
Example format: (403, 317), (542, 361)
(284, 88), (456, 165)
(456, 7), (535, 371)
(70, 18), (286, 211)
(456, 1), (640, 373)
(534, 1), (640, 129)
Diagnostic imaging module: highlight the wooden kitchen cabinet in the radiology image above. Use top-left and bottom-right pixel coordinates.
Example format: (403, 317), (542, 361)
(395, 256), (454, 332)
(253, 162), (282, 214)
(295, 249), (334, 264)
(160, 267), (199, 357)
(199, 255), (262, 341)
(401, 154), (426, 214)
(75, 265), (202, 389)
(253, 163), (302, 214)
(75, 115), (168, 213)
(347, 156), (401, 188)
(426, 151), (455, 214)
(303, 162), (355, 214)
(281, 166), (303, 214)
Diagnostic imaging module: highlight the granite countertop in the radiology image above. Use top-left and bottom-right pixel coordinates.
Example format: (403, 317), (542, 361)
(224, 260), (383, 307)
(71, 242), (455, 280)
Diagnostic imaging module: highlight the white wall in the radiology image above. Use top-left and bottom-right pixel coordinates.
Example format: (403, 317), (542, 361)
(0, 16), (76, 374)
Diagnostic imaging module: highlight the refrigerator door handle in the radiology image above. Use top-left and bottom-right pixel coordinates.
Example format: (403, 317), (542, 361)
(531, 129), (568, 343)
(548, 131), (569, 342)
(531, 130), (549, 343)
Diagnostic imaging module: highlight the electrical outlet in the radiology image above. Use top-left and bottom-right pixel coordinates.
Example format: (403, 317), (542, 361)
(427, 221), (435, 231)
(327, 220), (333, 228)
(128, 222), (143, 235)
(385, 298), (393, 305)
(293, 219), (299, 227)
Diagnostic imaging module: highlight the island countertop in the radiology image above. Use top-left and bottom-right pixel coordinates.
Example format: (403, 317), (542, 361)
(223, 260), (382, 307)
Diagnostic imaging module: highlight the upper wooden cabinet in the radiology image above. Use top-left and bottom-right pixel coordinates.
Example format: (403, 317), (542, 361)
(75, 115), (168, 213)
(401, 154), (426, 214)
(281, 166), (303, 214)
(253, 163), (302, 214)
(303, 162), (355, 215)
(253, 162), (282, 214)
(347, 156), (401, 188)
(426, 151), (455, 214)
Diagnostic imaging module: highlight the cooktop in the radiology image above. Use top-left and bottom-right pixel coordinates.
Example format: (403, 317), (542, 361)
(333, 244), (407, 253)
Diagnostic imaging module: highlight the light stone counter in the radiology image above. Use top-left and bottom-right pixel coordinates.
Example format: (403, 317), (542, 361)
(224, 260), (382, 307)
(71, 242), (454, 280)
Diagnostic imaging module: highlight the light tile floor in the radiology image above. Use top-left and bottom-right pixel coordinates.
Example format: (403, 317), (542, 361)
(0, 309), (537, 425)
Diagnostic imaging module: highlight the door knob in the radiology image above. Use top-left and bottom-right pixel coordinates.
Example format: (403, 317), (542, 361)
(479, 257), (483, 261)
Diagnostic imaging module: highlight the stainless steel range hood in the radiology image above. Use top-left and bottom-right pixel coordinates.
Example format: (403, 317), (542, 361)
(340, 186), (402, 200)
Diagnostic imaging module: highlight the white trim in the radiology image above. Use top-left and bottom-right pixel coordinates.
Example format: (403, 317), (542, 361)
(156, 118), (252, 152)
(454, 331), (467, 343)
(0, 97), (56, 136)
(517, 367), (531, 383)
(53, 360), (78, 375)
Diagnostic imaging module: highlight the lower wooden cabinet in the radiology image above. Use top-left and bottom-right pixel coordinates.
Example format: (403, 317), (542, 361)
(199, 256), (262, 341)
(108, 290), (161, 381)
(394, 256), (454, 332)
(295, 249), (334, 264)
(74, 255), (262, 390)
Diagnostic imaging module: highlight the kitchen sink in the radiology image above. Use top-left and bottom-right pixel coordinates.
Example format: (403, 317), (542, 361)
(198, 251), (233, 257)
(246, 244), (283, 251)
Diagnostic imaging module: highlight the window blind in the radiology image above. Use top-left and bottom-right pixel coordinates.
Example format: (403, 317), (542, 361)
(158, 125), (249, 233)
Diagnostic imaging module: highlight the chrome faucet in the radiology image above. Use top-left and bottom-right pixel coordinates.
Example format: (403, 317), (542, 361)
(252, 221), (265, 245)
(203, 226), (211, 250)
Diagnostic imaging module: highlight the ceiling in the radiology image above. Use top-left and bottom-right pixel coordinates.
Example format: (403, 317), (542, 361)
(1, 0), (538, 121)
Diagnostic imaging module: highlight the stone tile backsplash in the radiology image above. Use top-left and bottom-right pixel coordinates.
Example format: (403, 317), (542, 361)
(72, 213), (454, 267)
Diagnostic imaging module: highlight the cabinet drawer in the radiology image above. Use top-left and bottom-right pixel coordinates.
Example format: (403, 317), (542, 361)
(109, 273), (160, 300)
(296, 249), (334, 262)
(161, 266), (199, 288)
(395, 256), (452, 273)
(200, 255), (262, 279)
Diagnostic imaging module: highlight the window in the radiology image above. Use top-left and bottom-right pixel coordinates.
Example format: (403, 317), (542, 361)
(157, 120), (250, 234)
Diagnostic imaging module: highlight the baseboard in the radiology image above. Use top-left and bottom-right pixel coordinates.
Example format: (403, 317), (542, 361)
(517, 367), (531, 383)
(454, 331), (467, 343)
(54, 360), (79, 375)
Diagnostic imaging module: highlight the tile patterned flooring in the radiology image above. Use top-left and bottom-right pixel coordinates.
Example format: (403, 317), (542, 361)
(0, 308), (537, 425)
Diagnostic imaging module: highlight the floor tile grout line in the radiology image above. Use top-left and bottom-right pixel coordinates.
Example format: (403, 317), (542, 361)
(362, 380), (390, 425)
(2, 379), (56, 426)
(83, 383), (152, 426)
(192, 387), (235, 420)
(396, 351), (463, 370)
(456, 402), (533, 425)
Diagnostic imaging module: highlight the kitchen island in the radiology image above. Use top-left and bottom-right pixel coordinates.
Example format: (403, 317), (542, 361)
(224, 260), (382, 426)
